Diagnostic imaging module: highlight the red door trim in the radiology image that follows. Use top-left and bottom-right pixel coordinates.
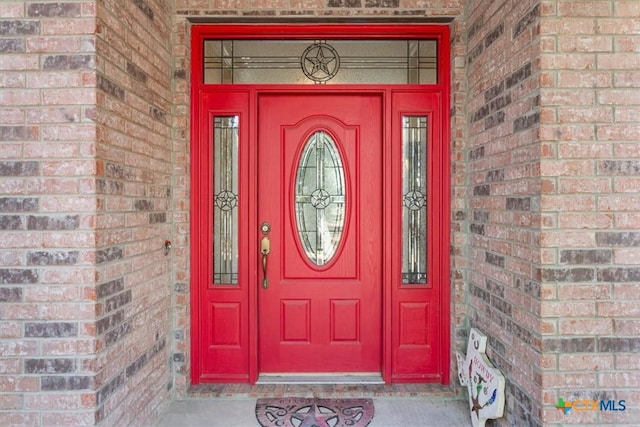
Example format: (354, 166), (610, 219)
(190, 24), (451, 385)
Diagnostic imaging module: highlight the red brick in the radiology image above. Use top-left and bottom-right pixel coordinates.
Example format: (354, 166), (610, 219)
(598, 301), (640, 317)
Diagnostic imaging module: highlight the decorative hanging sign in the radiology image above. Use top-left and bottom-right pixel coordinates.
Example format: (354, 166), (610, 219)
(456, 328), (506, 427)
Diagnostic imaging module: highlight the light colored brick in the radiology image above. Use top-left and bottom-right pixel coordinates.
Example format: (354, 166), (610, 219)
(598, 372), (640, 388)
(558, 35), (612, 52)
(598, 195), (640, 211)
(558, 1), (612, 17)
(559, 318), (613, 335)
(558, 354), (614, 371)
(0, 54), (40, 71)
(558, 178), (611, 194)
(597, 124), (640, 140)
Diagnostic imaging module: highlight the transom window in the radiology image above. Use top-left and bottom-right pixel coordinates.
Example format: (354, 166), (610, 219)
(203, 39), (438, 84)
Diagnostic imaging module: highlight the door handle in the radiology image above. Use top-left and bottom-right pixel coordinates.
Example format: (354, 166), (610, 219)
(261, 236), (270, 289)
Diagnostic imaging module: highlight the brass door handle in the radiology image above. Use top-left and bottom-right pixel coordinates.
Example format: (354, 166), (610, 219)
(261, 236), (270, 289)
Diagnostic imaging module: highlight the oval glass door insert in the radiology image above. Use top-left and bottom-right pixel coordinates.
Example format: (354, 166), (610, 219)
(295, 131), (346, 266)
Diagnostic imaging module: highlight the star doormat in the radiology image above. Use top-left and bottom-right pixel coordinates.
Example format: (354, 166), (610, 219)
(256, 397), (374, 427)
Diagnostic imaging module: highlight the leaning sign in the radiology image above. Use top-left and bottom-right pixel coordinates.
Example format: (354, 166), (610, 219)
(456, 328), (506, 427)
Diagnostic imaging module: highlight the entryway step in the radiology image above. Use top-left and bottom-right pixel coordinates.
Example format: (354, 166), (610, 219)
(188, 382), (461, 399)
(257, 373), (385, 385)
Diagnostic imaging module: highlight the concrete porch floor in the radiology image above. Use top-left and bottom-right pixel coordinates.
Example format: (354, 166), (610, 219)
(152, 383), (471, 427)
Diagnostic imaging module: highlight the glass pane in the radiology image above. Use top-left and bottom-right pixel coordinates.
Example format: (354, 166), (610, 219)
(203, 39), (438, 84)
(213, 116), (239, 285)
(402, 116), (428, 284)
(295, 131), (346, 266)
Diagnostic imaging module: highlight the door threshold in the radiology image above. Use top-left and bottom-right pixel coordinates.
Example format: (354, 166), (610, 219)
(257, 373), (385, 385)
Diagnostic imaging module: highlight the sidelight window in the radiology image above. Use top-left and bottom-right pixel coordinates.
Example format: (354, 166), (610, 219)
(213, 116), (239, 285)
(402, 116), (428, 284)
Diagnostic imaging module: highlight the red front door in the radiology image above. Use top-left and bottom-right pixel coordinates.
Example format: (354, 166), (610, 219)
(257, 93), (383, 373)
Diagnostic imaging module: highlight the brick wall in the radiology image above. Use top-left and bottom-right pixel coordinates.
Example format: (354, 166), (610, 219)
(539, 1), (640, 425)
(0, 0), (174, 425)
(465, 0), (640, 425)
(1, 1), (99, 425)
(94, 0), (173, 425)
(464, 0), (543, 425)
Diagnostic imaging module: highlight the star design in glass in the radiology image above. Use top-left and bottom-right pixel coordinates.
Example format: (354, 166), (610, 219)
(310, 189), (331, 209)
(403, 189), (426, 211)
(214, 190), (238, 211)
(301, 42), (340, 82)
(305, 46), (335, 76)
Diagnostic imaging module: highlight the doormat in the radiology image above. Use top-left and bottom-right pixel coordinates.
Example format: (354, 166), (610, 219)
(256, 397), (374, 427)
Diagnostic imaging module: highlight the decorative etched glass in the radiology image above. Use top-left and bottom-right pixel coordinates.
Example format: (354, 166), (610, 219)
(402, 116), (428, 284)
(213, 116), (239, 285)
(204, 39), (437, 84)
(295, 131), (346, 266)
